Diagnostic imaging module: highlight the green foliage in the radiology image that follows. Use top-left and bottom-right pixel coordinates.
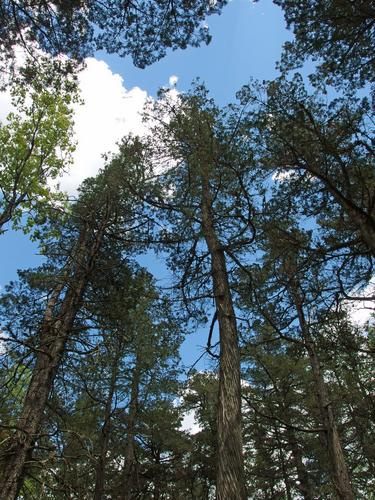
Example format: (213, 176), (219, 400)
(0, 62), (77, 234)
(0, 0), (228, 75)
(275, 0), (375, 89)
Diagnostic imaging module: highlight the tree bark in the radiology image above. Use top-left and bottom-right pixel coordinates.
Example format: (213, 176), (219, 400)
(290, 284), (355, 500)
(200, 168), (246, 500)
(0, 217), (108, 500)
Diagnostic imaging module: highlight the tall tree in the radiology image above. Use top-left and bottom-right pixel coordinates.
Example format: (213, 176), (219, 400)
(0, 139), (151, 499)
(139, 85), (259, 498)
(239, 219), (357, 498)
(239, 76), (375, 262)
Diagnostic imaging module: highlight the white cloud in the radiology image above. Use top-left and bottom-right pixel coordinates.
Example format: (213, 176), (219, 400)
(168, 74), (179, 86)
(180, 409), (202, 435)
(0, 89), (12, 121)
(0, 57), (150, 195)
(60, 58), (149, 194)
(347, 281), (375, 326)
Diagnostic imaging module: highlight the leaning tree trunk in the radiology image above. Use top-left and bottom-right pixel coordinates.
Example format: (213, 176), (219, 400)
(307, 164), (375, 256)
(200, 168), (246, 500)
(290, 283), (355, 500)
(0, 217), (108, 500)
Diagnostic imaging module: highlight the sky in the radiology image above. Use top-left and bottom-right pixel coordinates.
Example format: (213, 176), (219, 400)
(0, 0), (371, 370)
(1, 0), (288, 277)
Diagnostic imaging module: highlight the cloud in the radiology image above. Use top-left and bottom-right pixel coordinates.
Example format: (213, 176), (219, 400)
(168, 75), (179, 86)
(0, 89), (12, 121)
(60, 58), (149, 194)
(180, 409), (202, 435)
(0, 57), (150, 195)
(347, 281), (375, 326)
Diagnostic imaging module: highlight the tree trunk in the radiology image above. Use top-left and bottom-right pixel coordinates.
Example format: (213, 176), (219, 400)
(93, 348), (122, 500)
(273, 423), (293, 500)
(333, 368), (375, 477)
(0, 219), (107, 500)
(307, 164), (375, 255)
(0, 192), (27, 233)
(290, 284), (355, 500)
(285, 426), (314, 500)
(121, 363), (141, 500)
(200, 168), (246, 500)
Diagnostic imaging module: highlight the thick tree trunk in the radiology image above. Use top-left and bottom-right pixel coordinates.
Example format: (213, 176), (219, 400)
(290, 285), (355, 500)
(0, 220), (107, 500)
(200, 169), (246, 500)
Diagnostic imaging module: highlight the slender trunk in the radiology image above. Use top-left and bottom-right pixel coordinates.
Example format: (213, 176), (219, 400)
(121, 362), (140, 500)
(307, 165), (375, 255)
(290, 284), (355, 500)
(333, 368), (375, 477)
(0, 193), (27, 233)
(200, 168), (246, 500)
(153, 451), (161, 500)
(273, 423), (292, 500)
(93, 350), (121, 500)
(285, 425), (314, 500)
(0, 219), (108, 500)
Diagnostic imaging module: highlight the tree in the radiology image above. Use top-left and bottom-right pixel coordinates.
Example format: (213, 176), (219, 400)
(275, 0), (375, 89)
(139, 85), (259, 498)
(238, 217), (357, 498)
(0, 0), (227, 83)
(0, 60), (77, 234)
(0, 139), (151, 499)
(242, 341), (317, 500)
(238, 75), (375, 258)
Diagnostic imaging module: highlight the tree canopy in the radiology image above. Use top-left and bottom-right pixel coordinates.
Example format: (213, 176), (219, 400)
(0, 0), (374, 498)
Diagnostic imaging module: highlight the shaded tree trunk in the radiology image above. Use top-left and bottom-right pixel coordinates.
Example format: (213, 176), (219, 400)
(273, 423), (293, 500)
(200, 168), (246, 500)
(93, 348), (122, 500)
(290, 283), (355, 500)
(285, 425), (314, 500)
(306, 163), (375, 256)
(121, 362), (141, 500)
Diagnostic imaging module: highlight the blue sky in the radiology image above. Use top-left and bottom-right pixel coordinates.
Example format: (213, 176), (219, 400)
(101, 0), (291, 103)
(0, 0), (292, 366)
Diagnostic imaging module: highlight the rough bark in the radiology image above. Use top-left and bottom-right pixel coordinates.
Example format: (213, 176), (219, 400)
(0, 216), (108, 500)
(200, 168), (246, 500)
(290, 283), (355, 500)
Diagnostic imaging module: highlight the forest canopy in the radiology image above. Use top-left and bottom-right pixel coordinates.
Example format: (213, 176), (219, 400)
(0, 1), (374, 499)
